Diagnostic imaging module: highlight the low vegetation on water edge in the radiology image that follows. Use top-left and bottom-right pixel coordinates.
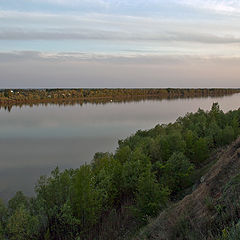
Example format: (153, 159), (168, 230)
(0, 103), (240, 240)
(0, 88), (239, 108)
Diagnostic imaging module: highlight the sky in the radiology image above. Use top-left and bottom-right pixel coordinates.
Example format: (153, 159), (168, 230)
(0, 0), (240, 88)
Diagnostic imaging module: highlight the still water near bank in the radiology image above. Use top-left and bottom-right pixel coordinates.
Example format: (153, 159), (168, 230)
(0, 93), (240, 201)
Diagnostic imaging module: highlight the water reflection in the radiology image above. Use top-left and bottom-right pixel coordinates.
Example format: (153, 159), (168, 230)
(0, 94), (240, 201)
(0, 93), (238, 112)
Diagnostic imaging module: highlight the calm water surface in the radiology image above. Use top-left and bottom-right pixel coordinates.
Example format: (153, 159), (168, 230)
(0, 94), (240, 201)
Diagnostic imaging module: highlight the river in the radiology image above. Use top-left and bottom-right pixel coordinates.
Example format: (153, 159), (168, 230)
(0, 93), (239, 201)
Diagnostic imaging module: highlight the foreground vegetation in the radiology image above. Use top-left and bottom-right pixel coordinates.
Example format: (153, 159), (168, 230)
(0, 88), (239, 109)
(136, 137), (240, 240)
(0, 103), (240, 240)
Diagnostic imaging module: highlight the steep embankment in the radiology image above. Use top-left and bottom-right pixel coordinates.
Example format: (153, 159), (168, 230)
(135, 137), (240, 240)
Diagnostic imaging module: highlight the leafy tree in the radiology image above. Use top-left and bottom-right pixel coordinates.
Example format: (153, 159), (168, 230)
(206, 120), (222, 147)
(210, 102), (221, 116)
(184, 130), (197, 160)
(121, 149), (150, 196)
(7, 205), (40, 240)
(231, 116), (240, 137)
(52, 201), (80, 240)
(8, 191), (29, 215)
(35, 167), (74, 239)
(35, 167), (73, 212)
(162, 152), (194, 193)
(193, 137), (209, 164)
(135, 166), (169, 220)
(152, 131), (186, 162)
(92, 152), (122, 208)
(0, 199), (7, 238)
(71, 165), (103, 231)
(222, 126), (235, 145)
(115, 145), (131, 163)
(0, 223), (4, 239)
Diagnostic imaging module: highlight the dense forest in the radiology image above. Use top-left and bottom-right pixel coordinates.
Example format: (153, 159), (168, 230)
(0, 88), (239, 109)
(0, 103), (240, 240)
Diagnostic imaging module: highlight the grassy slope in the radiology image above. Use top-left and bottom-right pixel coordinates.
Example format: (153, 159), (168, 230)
(134, 137), (240, 240)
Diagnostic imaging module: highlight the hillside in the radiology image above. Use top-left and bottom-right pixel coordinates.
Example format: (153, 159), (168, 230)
(0, 103), (239, 240)
(135, 137), (240, 240)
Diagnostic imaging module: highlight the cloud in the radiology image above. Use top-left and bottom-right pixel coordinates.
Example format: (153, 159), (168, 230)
(179, 0), (240, 16)
(1, 3), (240, 65)
(33, 0), (240, 16)
(1, 28), (240, 44)
(29, 0), (166, 9)
(0, 51), (180, 64)
(1, 51), (240, 65)
(30, 0), (110, 7)
(1, 10), (240, 45)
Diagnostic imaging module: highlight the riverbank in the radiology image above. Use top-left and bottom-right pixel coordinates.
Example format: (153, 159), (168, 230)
(1, 103), (240, 239)
(0, 88), (239, 109)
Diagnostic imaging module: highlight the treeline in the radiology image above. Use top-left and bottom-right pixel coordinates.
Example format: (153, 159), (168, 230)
(0, 103), (240, 240)
(0, 94), (220, 113)
(0, 88), (239, 107)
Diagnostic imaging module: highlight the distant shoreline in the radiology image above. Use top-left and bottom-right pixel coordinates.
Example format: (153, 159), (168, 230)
(0, 88), (239, 109)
